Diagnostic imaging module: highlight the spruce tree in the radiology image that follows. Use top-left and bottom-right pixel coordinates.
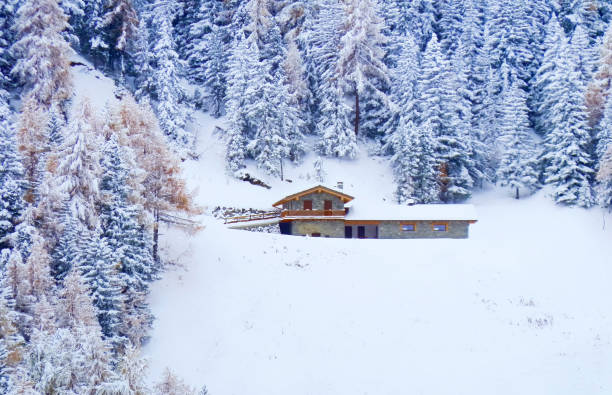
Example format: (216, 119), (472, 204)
(542, 41), (595, 207)
(496, 79), (540, 199)
(225, 34), (257, 173)
(390, 118), (439, 204)
(148, 0), (191, 149)
(76, 230), (125, 343)
(99, 135), (156, 296)
(534, 15), (566, 136)
(317, 84), (357, 159)
(336, 0), (390, 137)
(204, 26), (228, 117)
(0, 0), (18, 87)
(55, 100), (102, 230)
(0, 99), (26, 248)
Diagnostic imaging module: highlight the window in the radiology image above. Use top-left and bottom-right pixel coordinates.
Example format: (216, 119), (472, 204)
(401, 223), (416, 232)
(432, 223), (447, 232)
(324, 200), (333, 211)
(311, 233), (321, 237)
(303, 200), (313, 210)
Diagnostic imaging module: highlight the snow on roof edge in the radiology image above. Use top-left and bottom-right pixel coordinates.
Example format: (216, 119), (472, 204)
(345, 201), (478, 221)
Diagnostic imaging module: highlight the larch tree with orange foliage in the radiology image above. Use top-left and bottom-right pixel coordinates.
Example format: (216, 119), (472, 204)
(107, 94), (197, 261)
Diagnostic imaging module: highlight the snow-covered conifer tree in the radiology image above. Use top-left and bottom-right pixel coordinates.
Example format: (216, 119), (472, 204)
(542, 41), (595, 207)
(76, 230), (124, 343)
(0, 0), (18, 87)
(317, 84), (357, 159)
(55, 100), (102, 230)
(99, 135), (156, 344)
(203, 26), (228, 117)
(147, 0), (191, 149)
(534, 15), (566, 136)
(570, 24), (597, 85)
(225, 34), (256, 173)
(496, 80), (540, 199)
(484, 1), (534, 89)
(390, 118), (439, 204)
(0, 100), (26, 248)
(11, 0), (74, 108)
(336, 0), (390, 137)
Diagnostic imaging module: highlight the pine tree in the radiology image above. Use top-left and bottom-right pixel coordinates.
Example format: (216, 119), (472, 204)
(76, 230), (124, 343)
(245, 60), (289, 176)
(180, 0), (217, 83)
(101, 0), (139, 74)
(0, 99), (26, 248)
(148, 0), (191, 149)
(302, 0), (343, 130)
(542, 40), (595, 207)
(11, 0), (74, 109)
(55, 99), (102, 230)
(534, 15), (566, 136)
(225, 33), (258, 173)
(484, 1), (535, 89)
(0, 0), (18, 87)
(203, 26), (228, 117)
(51, 209), (82, 280)
(100, 135), (155, 291)
(570, 24), (596, 85)
(336, 0), (390, 137)
(317, 84), (357, 159)
(496, 79), (540, 199)
(99, 135), (156, 345)
(390, 118), (439, 204)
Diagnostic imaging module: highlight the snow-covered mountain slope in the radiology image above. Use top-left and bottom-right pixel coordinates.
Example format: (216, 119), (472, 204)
(143, 116), (612, 394)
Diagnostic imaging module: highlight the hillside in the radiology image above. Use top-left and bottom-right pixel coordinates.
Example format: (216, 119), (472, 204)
(143, 118), (612, 394)
(3, 0), (612, 393)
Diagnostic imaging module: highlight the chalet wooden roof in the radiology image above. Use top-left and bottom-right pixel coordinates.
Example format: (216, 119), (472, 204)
(273, 185), (355, 207)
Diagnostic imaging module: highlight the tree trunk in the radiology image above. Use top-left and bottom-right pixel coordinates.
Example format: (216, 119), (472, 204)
(153, 209), (160, 262)
(354, 91), (360, 136)
(515, 187), (520, 200)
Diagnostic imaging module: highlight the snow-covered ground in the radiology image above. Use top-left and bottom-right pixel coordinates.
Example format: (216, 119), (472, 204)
(143, 112), (612, 394)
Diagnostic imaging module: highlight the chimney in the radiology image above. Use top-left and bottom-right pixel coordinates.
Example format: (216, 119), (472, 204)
(337, 181), (344, 190)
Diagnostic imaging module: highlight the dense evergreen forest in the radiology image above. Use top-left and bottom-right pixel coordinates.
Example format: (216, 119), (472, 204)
(1, 0), (612, 393)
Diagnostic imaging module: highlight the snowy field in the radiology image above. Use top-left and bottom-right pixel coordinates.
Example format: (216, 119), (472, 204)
(142, 113), (612, 394)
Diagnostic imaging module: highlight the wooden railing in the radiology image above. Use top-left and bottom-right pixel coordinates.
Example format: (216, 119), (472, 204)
(281, 210), (346, 218)
(224, 211), (281, 224)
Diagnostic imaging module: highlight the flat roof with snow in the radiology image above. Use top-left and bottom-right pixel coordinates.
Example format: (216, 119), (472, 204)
(345, 201), (478, 222)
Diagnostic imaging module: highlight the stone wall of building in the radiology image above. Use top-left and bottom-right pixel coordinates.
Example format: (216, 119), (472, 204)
(290, 219), (345, 237)
(378, 220), (470, 239)
(283, 192), (345, 211)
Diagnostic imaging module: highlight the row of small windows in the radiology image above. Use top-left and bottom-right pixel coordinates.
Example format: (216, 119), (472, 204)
(401, 223), (448, 232)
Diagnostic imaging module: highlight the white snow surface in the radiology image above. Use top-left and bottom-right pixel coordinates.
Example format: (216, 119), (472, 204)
(142, 111), (612, 394)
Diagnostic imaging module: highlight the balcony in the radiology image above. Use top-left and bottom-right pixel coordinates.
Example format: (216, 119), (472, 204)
(281, 210), (346, 218)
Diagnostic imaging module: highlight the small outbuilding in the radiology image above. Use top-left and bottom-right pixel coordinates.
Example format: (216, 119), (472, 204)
(273, 185), (477, 239)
